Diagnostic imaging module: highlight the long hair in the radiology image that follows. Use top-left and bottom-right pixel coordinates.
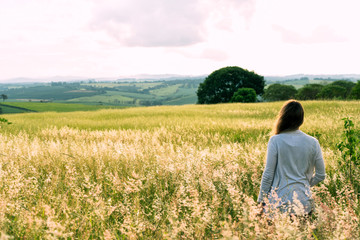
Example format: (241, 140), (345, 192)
(273, 100), (304, 135)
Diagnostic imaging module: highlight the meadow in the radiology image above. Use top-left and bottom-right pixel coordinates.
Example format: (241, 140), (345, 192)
(0, 102), (126, 114)
(0, 78), (203, 107)
(0, 101), (359, 239)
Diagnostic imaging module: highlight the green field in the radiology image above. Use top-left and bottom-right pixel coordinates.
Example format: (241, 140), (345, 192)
(67, 91), (134, 104)
(0, 104), (29, 114)
(0, 102), (125, 113)
(0, 78), (203, 107)
(163, 95), (199, 105)
(84, 82), (164, 90)
(0, 101), (359, 239)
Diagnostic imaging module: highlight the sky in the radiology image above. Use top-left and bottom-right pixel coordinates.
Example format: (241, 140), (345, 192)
(1, 0), (360, 80)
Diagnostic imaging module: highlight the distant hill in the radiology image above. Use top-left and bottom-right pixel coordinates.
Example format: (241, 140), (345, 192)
(1, 74), (359, 109)
(265, 74), (360, 82)
(2, 73), (359, 84)
(0, 74), (207, 83)
(0, 77), (205, 107)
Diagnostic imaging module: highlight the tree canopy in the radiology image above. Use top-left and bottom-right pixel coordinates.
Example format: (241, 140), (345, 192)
(197, 66), (264, 104)
(230, 88), (257, 103)
(330, 80), (355, 97)
(350, 81), (360, 99)
(317, 85), (347, 99)
(295, 80), (356, 100)
(263, 84), (297, 101)
(296, 84), (323, 100)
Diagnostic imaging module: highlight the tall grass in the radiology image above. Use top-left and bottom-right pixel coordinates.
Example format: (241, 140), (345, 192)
(0, 101), (359, 239)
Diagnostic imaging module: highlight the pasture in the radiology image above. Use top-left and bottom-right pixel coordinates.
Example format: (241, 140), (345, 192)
(0, 78), (203, 107)
(0, 101), (359, 239)
(0, 102), (125, 114)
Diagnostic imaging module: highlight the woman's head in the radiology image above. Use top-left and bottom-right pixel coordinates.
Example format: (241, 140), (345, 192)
(273, 100), (304, 135)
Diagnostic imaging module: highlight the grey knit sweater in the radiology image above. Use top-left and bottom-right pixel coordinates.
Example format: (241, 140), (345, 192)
(258, 130), (326, 214)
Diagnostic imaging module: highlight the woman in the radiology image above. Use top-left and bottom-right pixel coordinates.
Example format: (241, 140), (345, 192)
(258, 100), (326, 215)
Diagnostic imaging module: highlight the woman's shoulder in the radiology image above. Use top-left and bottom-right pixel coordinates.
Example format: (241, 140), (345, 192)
(271, 130), (319, 143)
(299, 131), (320, 143)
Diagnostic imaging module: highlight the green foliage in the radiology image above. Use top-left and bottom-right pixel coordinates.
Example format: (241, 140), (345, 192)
(317, 85), (347, 99)
(230, 88), (257, 103)
(296, 81), (356, 100)
(197, 66), (264, 104)
(350, 80), (360, 99)
(263, 84), (297, 101)
(330, 80), (356, 97)
(0, 117), (12, 125)
(337, 118), (360, 199)
(296, 84), (324, 100)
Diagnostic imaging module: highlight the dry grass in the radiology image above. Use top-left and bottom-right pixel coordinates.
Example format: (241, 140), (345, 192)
(0, 101), (359, 239)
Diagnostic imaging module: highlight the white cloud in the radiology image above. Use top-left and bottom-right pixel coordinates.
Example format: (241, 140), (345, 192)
(1, 0), (360, 79)
(90, 0), (206, 47)
(272, 25), (347, 44)
(89, 0), (256, 47)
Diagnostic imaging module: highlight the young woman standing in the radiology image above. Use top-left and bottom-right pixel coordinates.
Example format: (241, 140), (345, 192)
(258, 100), (326, 215)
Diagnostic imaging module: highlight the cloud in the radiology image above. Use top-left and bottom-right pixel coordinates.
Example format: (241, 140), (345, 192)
(90, 0), (206, 47)
(200, 48), (228, 61)
(170, 47), (229, 62)
(90, 0), (256, 47)
(273, 25), (347, 44)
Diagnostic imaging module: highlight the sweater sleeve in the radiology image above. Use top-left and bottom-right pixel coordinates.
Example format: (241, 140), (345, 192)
(309, 140), (326, 187)
(257, 137), (278, 203)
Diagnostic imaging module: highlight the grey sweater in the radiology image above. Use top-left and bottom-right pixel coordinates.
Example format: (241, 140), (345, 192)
(258, 130), (326, 213)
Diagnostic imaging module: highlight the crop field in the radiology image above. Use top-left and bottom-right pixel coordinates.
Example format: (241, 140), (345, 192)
(67, 92), (134, 105)
(0, 78), (203, 107)
(0, 102), (126, 113)
(0, 101), (359, 239)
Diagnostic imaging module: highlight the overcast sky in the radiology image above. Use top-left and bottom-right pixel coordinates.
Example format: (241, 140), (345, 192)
(1, 0), (360, 80)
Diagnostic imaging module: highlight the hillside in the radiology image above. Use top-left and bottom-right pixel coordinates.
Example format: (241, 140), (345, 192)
(1, 75), (359, 111)
(0, 77), (204, 107)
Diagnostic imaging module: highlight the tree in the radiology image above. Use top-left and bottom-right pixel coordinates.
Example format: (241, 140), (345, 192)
(296, 84), (323, 100)
(330, 80), (355, 98)
(1, 94), (7, 102)
(197, 66), (264, 104)
(230, 88), (257, 103)
(263, 84), (297, 101)
(349, 80), (360, 99)
(317, 85), (347, 99)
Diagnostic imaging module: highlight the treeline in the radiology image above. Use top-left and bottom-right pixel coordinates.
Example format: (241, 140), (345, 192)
(263, 80), (360, 101)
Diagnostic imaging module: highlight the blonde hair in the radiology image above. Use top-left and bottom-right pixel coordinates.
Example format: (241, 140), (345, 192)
(272, 100), (304, 135)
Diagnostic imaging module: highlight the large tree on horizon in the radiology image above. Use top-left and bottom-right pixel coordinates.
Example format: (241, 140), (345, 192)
(196, 66), (264, 104)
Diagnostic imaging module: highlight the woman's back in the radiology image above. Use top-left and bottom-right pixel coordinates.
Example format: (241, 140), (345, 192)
(263, 130), (325, 213)
(257, 100), (325, 215)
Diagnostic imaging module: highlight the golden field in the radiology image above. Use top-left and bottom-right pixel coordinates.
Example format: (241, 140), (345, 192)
(0, 101), (359, 239)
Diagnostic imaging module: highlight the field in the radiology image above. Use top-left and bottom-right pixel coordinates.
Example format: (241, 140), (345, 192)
(0, 101), (359, 239)
(0, 78), (203, 107)
(0, 102), (126, 114)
